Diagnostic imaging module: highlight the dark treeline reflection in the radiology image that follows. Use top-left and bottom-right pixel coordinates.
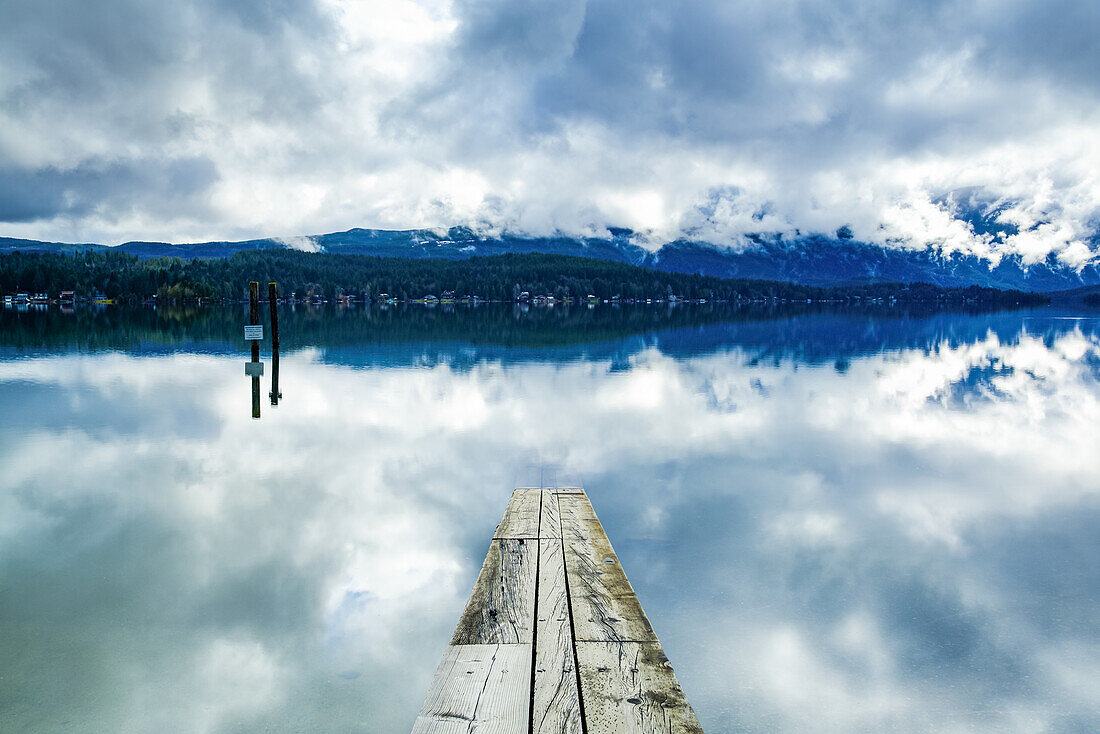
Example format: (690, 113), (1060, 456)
(2, 303), (1091, 368)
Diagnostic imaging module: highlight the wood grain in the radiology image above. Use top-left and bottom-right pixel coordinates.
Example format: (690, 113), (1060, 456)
(576, 641), (703, 734)
(494, 489), (541, 539)
(539, 489), (562, 539)
(533, 537), (583, 734)
(559, 494), (657, 643)
(412, 643), (532, 734)
(451, 538), (537, 645)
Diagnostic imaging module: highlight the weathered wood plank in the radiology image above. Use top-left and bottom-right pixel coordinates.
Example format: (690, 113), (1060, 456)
(451, 538), (537, 645)
(537, 538), (571, 634)
(412, 643), (532, 734)
(559, 494), (657, 643)
(558, 491), (598, 526)
(533, 537), (583, 734)
(494, 489), (541, 539)
(539, 489), (562, 539)
(576, 641), (702, 734)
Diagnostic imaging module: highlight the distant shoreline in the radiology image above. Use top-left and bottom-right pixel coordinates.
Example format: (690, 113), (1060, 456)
(1, 249), (1051, 309)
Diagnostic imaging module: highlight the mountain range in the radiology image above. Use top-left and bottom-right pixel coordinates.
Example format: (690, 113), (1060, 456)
(3, 226), (1099, 293)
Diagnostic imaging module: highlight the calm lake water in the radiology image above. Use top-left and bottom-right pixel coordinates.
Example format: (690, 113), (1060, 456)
(2, 304), (1099, 733)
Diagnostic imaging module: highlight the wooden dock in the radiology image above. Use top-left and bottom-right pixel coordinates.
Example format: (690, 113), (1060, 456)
(413, 485), (703, 733)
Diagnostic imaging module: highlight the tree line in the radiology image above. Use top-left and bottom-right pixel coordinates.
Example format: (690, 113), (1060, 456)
(0, 249), (1050, 306)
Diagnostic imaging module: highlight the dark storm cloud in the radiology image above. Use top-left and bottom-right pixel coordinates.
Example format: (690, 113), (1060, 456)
(0, 0), (338, 129)
(448, 0), (1099, 150)
(0, 157), (218, 222)
(1, 0), (1098, 261)
(0, 0), (338, 240)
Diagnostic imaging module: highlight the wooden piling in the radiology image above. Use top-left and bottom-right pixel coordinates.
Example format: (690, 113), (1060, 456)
(268, 282), (279, 351)
(268, 282), (281, 406)
(249, 281), (260, 363)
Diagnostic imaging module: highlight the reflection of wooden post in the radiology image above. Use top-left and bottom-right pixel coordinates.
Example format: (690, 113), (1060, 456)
(269, 282), (281, 406)
(252, 374), (261, 418)
(269, 350), (281, 406)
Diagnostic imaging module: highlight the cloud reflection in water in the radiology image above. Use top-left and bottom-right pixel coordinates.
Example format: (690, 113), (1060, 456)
(1, 311), (1098, 733)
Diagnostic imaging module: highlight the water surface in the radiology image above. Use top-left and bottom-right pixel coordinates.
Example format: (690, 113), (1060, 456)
(2, 304), (1098, 733)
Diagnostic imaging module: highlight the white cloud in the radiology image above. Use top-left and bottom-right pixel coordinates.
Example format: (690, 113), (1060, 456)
(275, 235), (323, 252)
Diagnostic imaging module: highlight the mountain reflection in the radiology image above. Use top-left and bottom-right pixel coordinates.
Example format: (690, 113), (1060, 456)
(1, 306), (1098, 733)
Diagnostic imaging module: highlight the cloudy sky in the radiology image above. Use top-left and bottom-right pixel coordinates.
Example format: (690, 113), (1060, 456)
(1, 0), (1098, 264)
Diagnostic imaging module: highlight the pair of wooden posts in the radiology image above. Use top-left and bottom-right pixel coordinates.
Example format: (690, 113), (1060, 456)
(248, 281), (281, 419)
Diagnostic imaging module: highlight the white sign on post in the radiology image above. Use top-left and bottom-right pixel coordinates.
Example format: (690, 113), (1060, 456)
(244, 324), (263, 340)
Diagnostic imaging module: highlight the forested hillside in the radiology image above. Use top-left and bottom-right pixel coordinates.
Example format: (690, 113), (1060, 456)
(0, 249), (1048, 306)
